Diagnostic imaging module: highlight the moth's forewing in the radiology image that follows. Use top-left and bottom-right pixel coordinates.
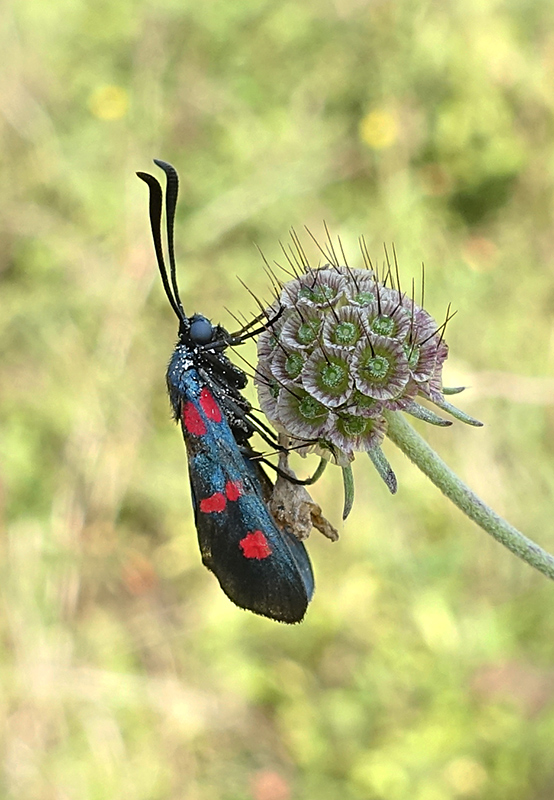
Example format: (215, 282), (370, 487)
(176, 368), (313, 623)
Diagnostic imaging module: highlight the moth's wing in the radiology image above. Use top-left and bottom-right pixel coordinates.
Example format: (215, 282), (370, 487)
(188, 438), (314, 623)
(181, 388), (314, 623)
(242, 452), (315, 600)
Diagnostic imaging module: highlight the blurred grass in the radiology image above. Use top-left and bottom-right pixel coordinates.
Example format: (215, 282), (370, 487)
(2, 0), (554, 798)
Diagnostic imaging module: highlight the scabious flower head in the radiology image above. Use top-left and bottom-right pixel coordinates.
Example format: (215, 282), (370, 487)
(254, 234), (479, 476)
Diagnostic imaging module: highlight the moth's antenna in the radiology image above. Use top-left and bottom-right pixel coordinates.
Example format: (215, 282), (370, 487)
(136, 168), (184, 323)
(154, 160), (186, 322)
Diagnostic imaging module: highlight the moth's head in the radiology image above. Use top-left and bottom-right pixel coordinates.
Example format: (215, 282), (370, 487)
(187, 314), (215, 346)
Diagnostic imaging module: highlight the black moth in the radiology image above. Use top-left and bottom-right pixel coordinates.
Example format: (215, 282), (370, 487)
(137, 160), (314, 623)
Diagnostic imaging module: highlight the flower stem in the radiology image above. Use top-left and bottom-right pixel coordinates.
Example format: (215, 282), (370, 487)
(384, 410), (554, 581)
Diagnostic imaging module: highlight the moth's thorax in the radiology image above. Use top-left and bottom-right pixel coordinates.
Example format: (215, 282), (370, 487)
(167, 343), (196, 387)
(166, 344), (200, 418)
(165, 340), (251, 442)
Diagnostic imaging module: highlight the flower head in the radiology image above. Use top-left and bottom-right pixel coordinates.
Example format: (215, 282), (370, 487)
(254, 233), (479, 497)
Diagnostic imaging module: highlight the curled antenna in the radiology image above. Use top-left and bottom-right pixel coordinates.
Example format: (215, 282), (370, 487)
(153, 160), (186, 321)
(136, 161), (187, 327)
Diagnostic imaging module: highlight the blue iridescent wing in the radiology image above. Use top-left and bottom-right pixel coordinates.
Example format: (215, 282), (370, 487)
(177, 368), (314, 623)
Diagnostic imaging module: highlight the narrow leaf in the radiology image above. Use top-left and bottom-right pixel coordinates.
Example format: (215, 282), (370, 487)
(367, 446), (398, 494)
(342, 464), (355, 520)
(403, 401), (452, 427)
(433, 397), (483, 427)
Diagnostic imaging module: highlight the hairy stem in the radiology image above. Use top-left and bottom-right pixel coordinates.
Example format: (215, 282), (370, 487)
(384, 410), (554, 581)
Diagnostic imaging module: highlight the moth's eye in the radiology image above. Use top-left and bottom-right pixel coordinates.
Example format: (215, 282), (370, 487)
(189, 315), (214, 345)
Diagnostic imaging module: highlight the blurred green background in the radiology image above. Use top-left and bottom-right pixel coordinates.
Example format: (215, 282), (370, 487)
(2, 0), (554, 798)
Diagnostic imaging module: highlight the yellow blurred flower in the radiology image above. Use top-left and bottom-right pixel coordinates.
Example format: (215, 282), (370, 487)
(359, 109), (398, 149)
(88, 85), (129, 120)
(443, 757), (488, 795)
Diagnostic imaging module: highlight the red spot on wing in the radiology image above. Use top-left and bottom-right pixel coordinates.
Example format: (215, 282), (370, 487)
(200, 387), (222, 422)
(240, 531), (272, 560)
(199, 482), (243, 514)
(200, 493), (227, 513)
(225, 481), (242, 501)
(182, 401), (207, 436)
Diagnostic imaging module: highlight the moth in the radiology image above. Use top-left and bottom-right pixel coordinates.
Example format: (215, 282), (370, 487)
(137, 160), (314, 623)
